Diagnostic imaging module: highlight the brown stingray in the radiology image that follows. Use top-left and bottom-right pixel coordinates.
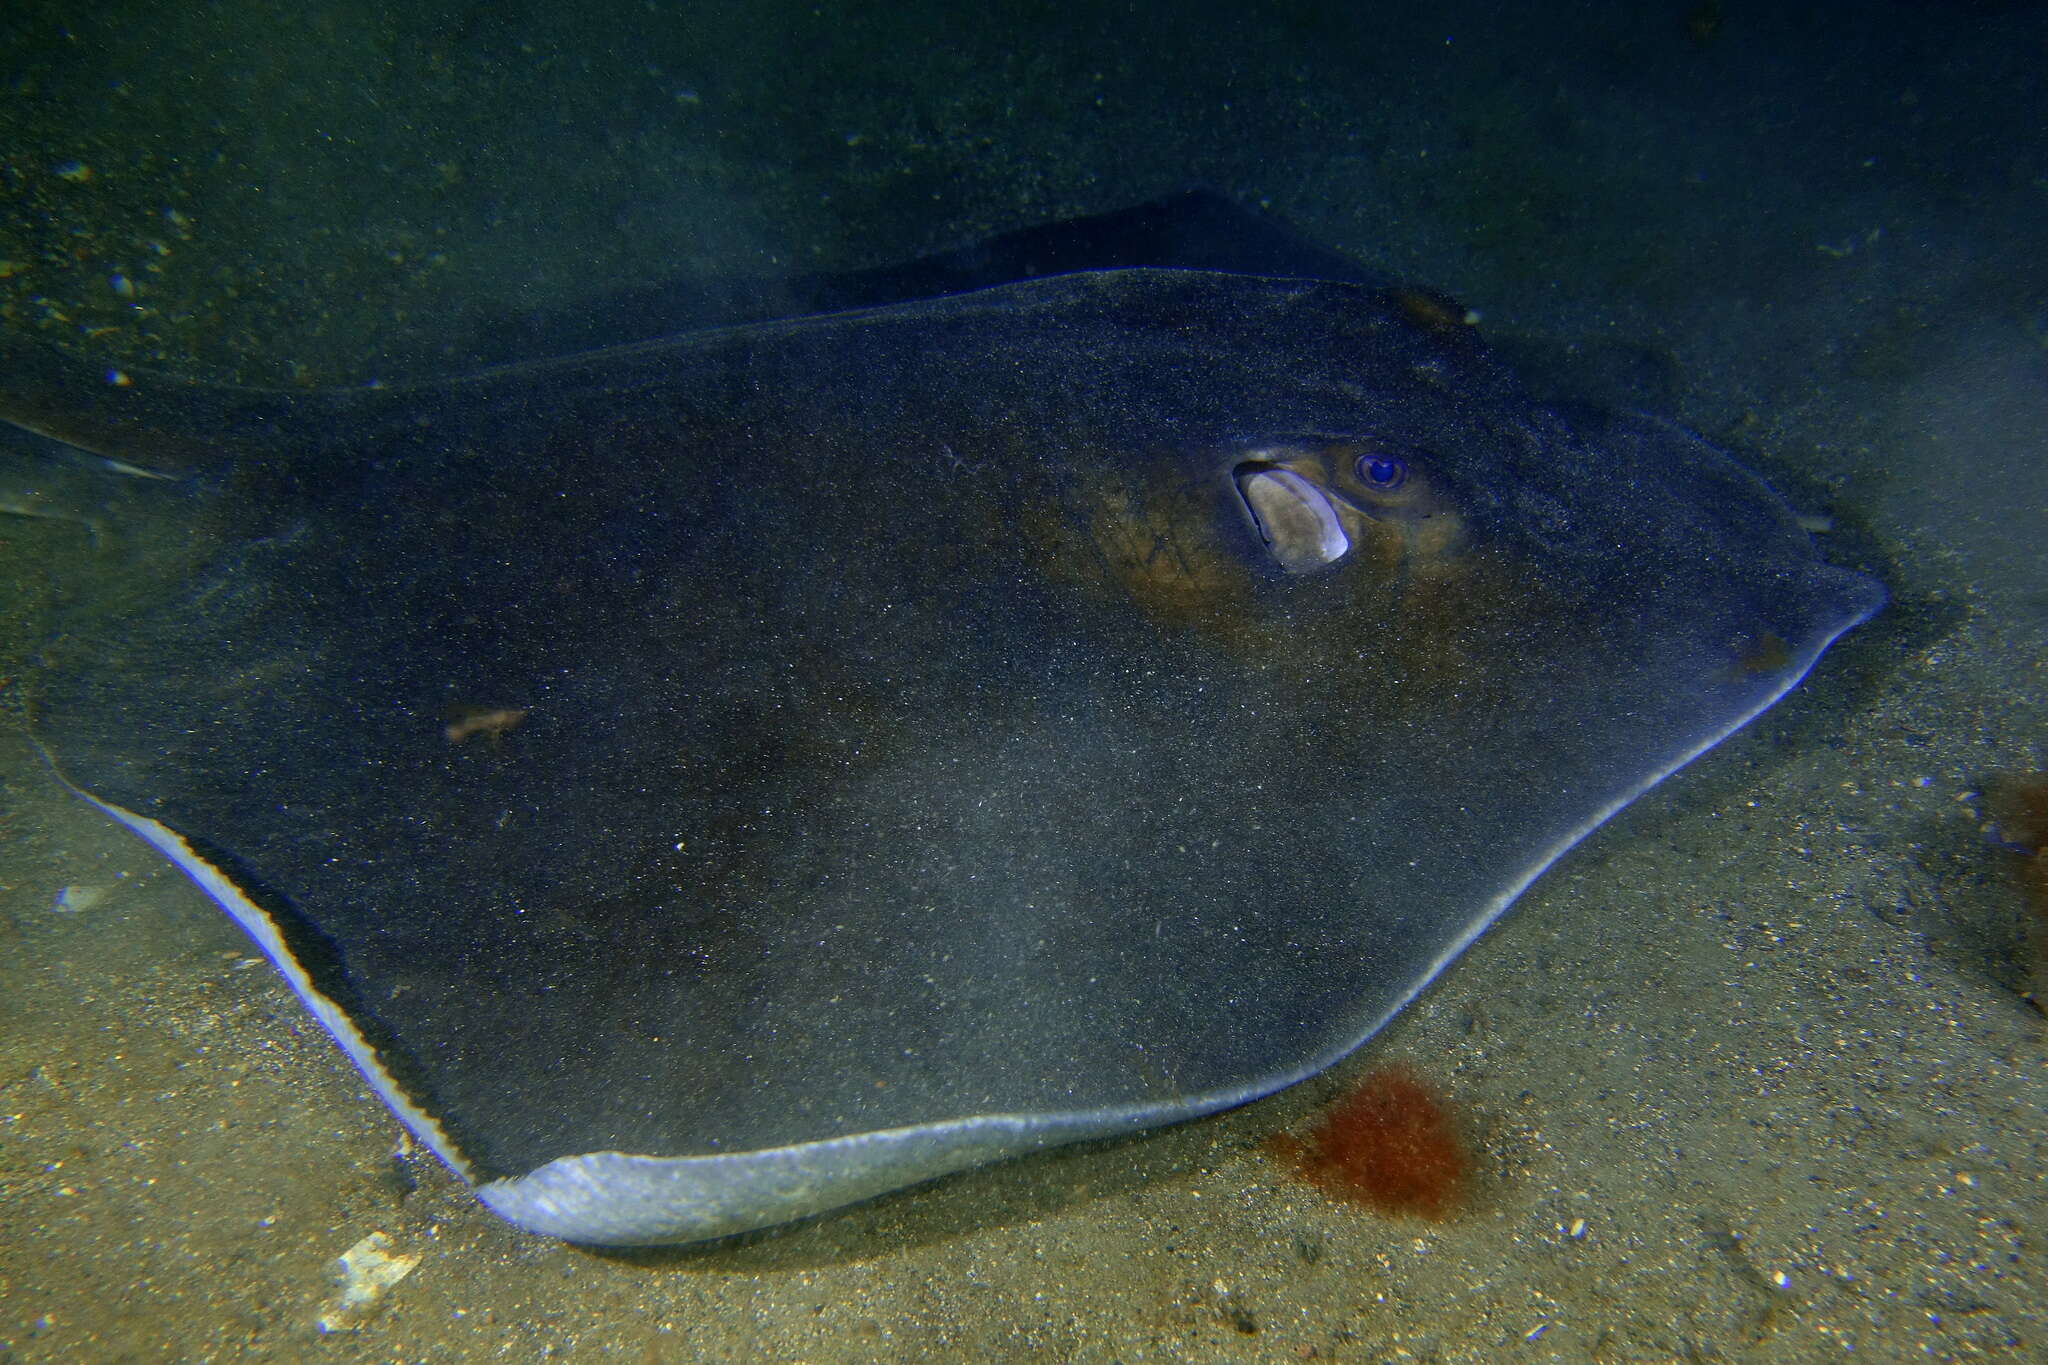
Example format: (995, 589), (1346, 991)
(8, 195), (1882, 1244)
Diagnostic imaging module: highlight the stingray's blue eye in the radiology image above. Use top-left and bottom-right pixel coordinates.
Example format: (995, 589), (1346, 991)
(1356, 454), (1408, 491)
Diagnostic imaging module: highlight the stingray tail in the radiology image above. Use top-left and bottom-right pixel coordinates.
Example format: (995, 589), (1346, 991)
(0, 330), (308, 475)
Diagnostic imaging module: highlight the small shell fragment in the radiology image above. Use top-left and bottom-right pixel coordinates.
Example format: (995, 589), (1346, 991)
(316, 1231), (420, 1332)
(51, 884), (113, 914)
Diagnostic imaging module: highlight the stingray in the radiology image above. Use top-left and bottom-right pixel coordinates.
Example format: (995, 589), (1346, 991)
(6, 193), (1882, 1245)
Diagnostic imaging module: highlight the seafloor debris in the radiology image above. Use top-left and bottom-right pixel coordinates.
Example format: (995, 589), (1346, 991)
(443, 703), (529, 745)
(50, 883), (113, 913)
(314, 1231), (421, 1333)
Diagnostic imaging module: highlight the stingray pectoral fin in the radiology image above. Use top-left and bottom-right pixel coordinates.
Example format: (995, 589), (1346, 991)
(475, 1108), (1196, 1245)
(1235, 465), (1349, 572)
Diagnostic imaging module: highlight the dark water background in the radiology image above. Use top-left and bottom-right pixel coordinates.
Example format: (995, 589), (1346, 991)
(1, 2), (2043, 1359)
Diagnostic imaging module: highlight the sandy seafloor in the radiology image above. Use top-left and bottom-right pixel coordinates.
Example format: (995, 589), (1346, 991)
(1, 2), (2044, 1360)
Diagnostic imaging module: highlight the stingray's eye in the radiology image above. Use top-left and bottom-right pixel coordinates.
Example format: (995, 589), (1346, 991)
(1355, 453), (1408, 491)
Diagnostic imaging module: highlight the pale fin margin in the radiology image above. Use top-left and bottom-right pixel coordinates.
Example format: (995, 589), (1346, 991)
(35, 745), (476, 1182)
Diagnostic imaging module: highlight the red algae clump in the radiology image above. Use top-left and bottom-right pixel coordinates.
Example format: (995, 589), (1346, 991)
(1267, 1063), (1467, 1219)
